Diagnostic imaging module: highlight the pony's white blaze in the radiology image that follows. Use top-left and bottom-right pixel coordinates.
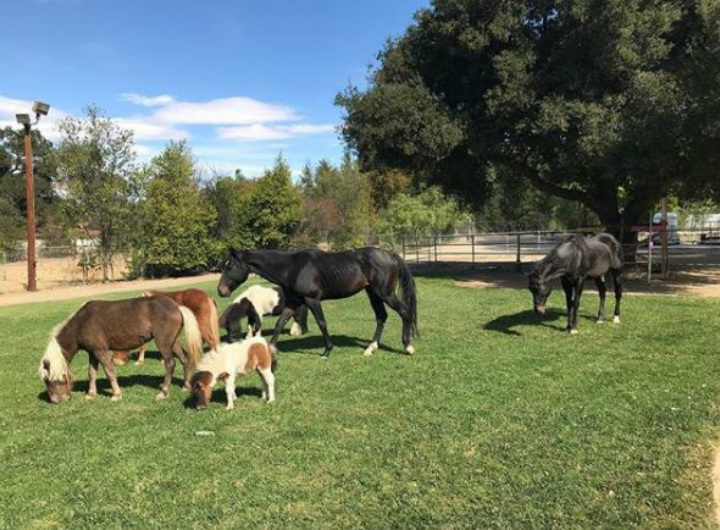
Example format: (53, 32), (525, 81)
(38, 301), (89, 382)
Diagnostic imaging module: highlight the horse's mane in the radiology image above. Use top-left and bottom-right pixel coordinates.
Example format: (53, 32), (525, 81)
(39, 300), (91, 382)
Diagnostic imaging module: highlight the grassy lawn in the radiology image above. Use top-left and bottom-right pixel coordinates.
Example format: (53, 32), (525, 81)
(1, 275), (719, 530)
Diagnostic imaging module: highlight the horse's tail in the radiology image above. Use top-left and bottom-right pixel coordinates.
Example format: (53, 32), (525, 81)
(394, 253), (418, 338)
(206, 299), (221, 350)
(178, 306), (203, 369)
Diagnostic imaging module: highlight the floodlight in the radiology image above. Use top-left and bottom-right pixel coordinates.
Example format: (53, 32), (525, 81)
(16, 114), (31, 125)
(32, 101), (50, 116)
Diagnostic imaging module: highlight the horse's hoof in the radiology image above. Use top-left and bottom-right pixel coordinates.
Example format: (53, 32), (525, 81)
(405, 345), (415, 355)
(266, 398), (275, 404)
(289, 323), (302, 337)
(363, 341), (378, 357)
(85, 392), (96, 400)
(182, 383), (191, 392)
(155, 391), (168, 401)
(225, 405), (234, 411)
(596, 319), (605, 325)
(569, 329), (579, 335)
(110, 394), (122, 402)
(134, 360), (144, 366)
(613, 316), (621, 324)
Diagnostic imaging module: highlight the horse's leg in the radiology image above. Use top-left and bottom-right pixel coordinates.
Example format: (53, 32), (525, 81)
(270, 304), (297, 354)
(136, 344), (147, 365)
(258, 367), (275, 403)
(154, 333), (178, 400)
(304, 298), (333, 358)
(290, 304), (309, 337)
(364, 288), (388, 356)
(595, 276), (607, 323)
(561, 276), (574, 333)
(570, 279), (585, 333)
(172, 340), (191, 391)
(86, 354), (99, 399)
(380, 293), (414, 355)
(611, 268), (623, 324)
(225, 374), (236, 410)
(95, 350), (122, 401)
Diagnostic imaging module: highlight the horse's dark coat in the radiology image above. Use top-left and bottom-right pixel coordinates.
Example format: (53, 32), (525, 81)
(528, 233), (623, 332)
(217, 248), (418, 357)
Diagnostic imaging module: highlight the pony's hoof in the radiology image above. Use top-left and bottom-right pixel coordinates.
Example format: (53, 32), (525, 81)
(134, 360), (144, 366)
(225, 405), (234, 411)
(596, 319), (605, 325)
(363, 341), (378, 357)
(85, 392), (96, 400)
(613, 316), (621, 324)
(155, 391), (168, 401)
(289, 323), (303, 337)
(182, 383), (191, 392)
(569, 329), (579, 335)
(405, 345), (415, 355)
(266, 398), (275, 404)
(110, 394), (122, 402)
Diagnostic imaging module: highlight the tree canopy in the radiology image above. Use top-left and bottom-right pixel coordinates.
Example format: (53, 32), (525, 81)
(337, 0), (720, 232)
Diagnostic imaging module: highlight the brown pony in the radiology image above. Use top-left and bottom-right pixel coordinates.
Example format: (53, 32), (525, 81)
(112, 288), (220, 366)
(39, 297), (203, 404)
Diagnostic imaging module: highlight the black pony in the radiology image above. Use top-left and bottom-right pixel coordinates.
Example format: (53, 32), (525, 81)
(528, 233), (623, 333)
(218, 248), (418, 358)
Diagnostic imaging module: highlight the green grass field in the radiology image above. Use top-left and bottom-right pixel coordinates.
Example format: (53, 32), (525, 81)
(1, 275), (719, 530)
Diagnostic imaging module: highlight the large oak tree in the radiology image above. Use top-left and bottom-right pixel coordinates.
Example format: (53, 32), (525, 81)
(337, 0), (720, 237)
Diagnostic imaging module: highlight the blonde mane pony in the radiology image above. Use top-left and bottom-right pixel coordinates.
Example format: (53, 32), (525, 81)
(38, 301), (91, 382)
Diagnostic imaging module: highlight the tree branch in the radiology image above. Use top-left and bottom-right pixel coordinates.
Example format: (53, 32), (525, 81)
(524, 171), (588, 203)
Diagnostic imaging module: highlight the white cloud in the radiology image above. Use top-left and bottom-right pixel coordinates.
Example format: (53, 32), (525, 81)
(152, 96), (299, 125)
(217, 123), (336, 142)
(120, 93), (175, 107)
(114, 117), (189, 141)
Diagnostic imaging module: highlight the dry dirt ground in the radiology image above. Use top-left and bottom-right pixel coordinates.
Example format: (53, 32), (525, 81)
(435, 264), (720, 298)
(0, 256), (220, 307)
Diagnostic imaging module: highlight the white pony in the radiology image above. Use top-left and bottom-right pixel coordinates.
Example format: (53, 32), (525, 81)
(190, 335), (275, 410)
(232, 285), (303, 337)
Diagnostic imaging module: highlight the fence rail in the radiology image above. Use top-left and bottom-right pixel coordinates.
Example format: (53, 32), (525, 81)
(383, 228), (720, 272)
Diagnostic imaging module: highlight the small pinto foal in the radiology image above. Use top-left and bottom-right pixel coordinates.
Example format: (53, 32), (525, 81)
(190, 336), (275, 410)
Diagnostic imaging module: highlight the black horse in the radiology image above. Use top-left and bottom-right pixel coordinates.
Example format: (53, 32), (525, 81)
(217, 248), (418, 358)
(527, 233), (623, 333)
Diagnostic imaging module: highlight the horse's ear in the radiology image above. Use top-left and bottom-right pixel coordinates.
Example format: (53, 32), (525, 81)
(230, 249), (242, 261)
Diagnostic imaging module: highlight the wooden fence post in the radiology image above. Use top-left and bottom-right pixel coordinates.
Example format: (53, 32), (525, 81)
(515, 233), (522, 272)
(401, 235), (406, 261)
(471, 234), (476, 265)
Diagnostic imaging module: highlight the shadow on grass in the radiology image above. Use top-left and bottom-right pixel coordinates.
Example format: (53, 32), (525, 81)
(182, 385), (264, 410)
(484, 308), (568, 336)
(37, 373), (187, 403)
(274, 333), (405, 356)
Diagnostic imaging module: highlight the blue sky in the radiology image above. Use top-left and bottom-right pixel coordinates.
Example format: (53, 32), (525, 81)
(0, 0), (428, 177)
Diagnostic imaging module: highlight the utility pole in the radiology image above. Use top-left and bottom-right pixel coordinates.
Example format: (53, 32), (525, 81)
(16, 101), (50, 292)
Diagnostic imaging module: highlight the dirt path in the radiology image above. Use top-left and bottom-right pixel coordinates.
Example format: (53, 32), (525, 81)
(0, 273), (220, 308)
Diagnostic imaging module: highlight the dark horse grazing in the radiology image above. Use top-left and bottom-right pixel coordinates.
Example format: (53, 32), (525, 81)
(39, 297), (203, 403)
(527, 233), (623, 333)
(217, 248), (418, 358)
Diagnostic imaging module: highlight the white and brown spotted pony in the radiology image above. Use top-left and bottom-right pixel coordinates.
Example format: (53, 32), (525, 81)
(190, 335), (275, 410)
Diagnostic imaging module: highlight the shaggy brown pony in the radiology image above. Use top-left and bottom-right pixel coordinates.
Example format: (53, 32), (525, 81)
(39, 297), (203, 404)
(112, 288), (220, 366)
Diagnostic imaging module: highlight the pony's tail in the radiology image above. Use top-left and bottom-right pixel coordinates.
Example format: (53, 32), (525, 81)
(395, 253), (419, 338)
(207, 299), (221, 350)
(178, 306), (203, 369)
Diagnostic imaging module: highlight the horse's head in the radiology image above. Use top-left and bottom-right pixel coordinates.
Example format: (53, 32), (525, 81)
(218, 250), (250, 298)
(39, 358), (73, 404)
(527, 269), (552, 314)
(190, 371), (214, 410)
